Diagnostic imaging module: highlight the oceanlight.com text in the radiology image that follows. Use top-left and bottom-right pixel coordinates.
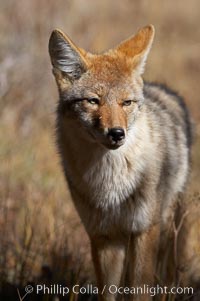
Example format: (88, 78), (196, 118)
(21, 283), (193, 298)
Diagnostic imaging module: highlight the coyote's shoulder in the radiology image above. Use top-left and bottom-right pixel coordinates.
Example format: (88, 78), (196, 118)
(144, 81), (192, 149)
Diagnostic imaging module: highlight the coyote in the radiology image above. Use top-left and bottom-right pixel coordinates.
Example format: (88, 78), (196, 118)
(49, 25), (192, 300)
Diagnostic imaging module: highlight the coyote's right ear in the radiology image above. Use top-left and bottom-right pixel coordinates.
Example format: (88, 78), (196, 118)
(49, 29), (88, 80)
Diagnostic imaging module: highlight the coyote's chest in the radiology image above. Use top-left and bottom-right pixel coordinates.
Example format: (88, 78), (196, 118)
(64, 146), (146, 210)
(81, 152), (141, 208)
(67, 151), (153, 235)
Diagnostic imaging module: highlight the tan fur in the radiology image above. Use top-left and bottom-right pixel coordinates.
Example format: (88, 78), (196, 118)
(49, 25), (192, 300)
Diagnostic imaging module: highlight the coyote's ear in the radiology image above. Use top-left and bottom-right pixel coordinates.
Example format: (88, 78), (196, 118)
(49, 29), (88, 80)
(116, 25), (155, 75)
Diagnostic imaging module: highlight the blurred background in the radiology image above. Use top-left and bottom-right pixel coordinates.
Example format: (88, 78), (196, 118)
(0, 0), (200, 300)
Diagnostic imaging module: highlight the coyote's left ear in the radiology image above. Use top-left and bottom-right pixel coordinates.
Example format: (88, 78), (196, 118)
(49, 29), (88, 80)
(116, 25), (155, 75)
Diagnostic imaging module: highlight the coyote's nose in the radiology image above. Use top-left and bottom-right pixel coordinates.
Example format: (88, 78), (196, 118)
(107, 127), (125, 142)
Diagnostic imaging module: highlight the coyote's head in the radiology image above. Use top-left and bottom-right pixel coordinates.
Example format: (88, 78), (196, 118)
(49, 25), (154, 149)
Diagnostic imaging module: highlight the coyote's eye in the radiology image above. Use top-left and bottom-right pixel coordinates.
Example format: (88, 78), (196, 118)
(87, 98), (100, 105)
(122, 100), (133, 106)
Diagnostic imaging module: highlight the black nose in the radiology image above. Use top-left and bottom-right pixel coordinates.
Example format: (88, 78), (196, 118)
(107, 127), (125, 142)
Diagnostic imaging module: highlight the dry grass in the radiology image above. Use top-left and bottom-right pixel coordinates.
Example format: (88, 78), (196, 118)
(0, 0), (200, 300)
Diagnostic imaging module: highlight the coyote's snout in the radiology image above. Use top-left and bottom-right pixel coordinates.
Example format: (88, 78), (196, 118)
(49, 25), (192, 300)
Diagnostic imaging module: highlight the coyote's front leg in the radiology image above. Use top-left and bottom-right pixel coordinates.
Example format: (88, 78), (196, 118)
(125, 223), (160, 301)
(91, 237), (126, 301)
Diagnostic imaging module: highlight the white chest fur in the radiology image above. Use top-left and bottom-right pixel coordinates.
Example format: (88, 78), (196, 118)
(82, 149), (144, 208)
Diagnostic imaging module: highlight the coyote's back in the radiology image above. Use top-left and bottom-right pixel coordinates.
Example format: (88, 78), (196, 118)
(49, 25), (192, 301)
